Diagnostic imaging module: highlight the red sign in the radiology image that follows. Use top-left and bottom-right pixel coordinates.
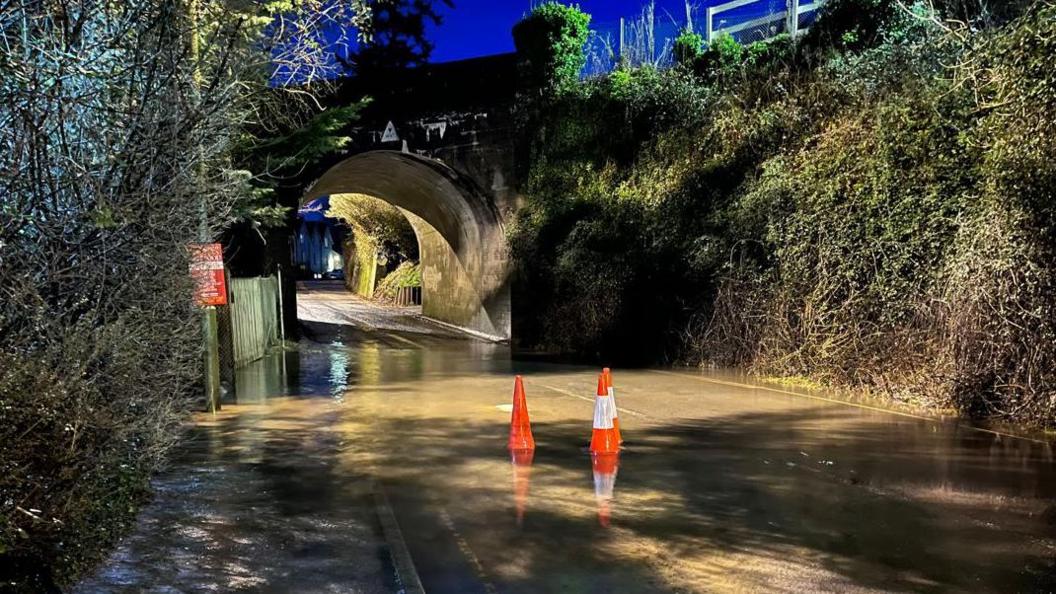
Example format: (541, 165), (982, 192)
(188, 243), (227, 307)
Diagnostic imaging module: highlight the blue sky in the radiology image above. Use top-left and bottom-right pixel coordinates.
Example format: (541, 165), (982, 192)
(270, 0), (790, 82)
(427, 1), (710, 62)
(278, 0), (703, 83)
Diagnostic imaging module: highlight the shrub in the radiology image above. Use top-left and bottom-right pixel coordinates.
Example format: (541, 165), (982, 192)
(976, 1), (1056, 239)
(743, 34), (794, 70)
(939, 1), (1056, 421)
(800, 0), (900, 52)
(698, 2), (1056, 424)
(0, 2), (235, 587)
(691, 32), (799, 82)
(0, 0), (374, 586)
(673, 30), (704, 66)
(707, 81), (978, 381)
(695, 32), (743, 78)
(512, 3), (591, 95)
(374, 261), (422, 302)
(327, 193), (416, 251)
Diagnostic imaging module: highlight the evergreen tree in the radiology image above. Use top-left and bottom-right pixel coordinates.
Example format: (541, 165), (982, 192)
(344, 0), (453, 78)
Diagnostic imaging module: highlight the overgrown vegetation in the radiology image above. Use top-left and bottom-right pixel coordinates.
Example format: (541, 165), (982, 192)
(513, 3), (592, 96)
(673, 30), (704, 65)
(0, 1), (372, 589)
(327, 194), (418, 252)
(374, 261), (423, 302)
(327, 193), (419, 296)
(511, 0), (1053, 426)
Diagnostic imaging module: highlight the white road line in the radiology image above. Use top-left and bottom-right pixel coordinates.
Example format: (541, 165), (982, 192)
(533, 382), (651, 419)
(439, 508), (498, 594)
(384, 332), (425, 349)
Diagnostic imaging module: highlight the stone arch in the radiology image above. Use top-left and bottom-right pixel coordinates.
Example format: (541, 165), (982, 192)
(303, 151), (510, 340)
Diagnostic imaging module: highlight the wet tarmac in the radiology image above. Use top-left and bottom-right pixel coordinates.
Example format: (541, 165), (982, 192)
(76, 321), (1056, 593)
(295, 280), (465, 340)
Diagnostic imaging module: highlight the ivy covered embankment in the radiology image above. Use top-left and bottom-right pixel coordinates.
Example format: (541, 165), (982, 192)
(511, 0), (1056, 427)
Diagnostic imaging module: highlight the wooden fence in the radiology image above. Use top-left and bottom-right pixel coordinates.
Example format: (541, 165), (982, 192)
(227, 276), (282, 368)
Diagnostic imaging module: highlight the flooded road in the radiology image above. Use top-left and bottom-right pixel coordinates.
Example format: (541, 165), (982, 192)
(77, 322), (1056, 593)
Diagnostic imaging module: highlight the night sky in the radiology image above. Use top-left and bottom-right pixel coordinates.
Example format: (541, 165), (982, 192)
(427, 1), (708, 62)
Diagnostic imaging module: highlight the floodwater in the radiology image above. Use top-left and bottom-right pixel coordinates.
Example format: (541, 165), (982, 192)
(76, 322), (1056, 593)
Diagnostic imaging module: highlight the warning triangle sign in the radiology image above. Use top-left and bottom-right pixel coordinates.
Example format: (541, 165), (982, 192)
(381, 121), (399, 143)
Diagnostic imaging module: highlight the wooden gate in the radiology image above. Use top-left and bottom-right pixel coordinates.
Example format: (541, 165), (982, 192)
(227, 276), (281, 368)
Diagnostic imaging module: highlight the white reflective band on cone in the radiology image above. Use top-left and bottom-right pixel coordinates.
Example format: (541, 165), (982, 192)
(608, 387), (618, 417)
(593, 396), (615, 429)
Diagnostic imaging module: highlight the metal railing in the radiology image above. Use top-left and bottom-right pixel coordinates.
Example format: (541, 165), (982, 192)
(583, 0), (826, 77)
(706, 0), (825, 44)
(393, 286), (422, 307)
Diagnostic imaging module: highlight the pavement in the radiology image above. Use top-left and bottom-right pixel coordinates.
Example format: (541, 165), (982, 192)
(75, 316), (1056, 593)
(296, 280), (466, 340)
(71, 393), (396, 594)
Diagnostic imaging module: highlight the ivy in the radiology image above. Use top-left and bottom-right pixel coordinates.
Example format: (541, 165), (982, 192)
(512, 3), (591, 95)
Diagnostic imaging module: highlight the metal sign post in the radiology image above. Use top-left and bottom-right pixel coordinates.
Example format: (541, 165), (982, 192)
(202, 306), (221, 413)
(189, 243), (228, 413)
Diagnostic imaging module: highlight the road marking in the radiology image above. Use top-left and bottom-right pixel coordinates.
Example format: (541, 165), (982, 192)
(416, 314), (503, 342)
(384, 332), (425, 349)
(373, 483), (426, 594)
(439, 508), (498, 594)
(533, 382), (651, 418)
(648, 369), (1051, 445)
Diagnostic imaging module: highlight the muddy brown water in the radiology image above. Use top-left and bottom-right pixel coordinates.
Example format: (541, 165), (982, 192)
(75, 322), (1056, 593)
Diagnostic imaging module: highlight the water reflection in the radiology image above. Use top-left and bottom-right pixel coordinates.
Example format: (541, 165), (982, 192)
(227, 324), (513, 406)
(510, 449), (535, 526)
(591, 453), (620, 527)
(80, 329), (1056, 594)
(328, 345), (351, 398)
(231, 351), (287, 404)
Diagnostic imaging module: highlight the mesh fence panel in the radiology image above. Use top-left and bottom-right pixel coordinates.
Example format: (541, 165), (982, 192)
(216, 302), (236, 390)
(582, 0), (826, 77)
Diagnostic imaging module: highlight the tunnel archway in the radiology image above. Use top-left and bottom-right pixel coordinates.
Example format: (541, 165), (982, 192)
(303, 151), (510, 340)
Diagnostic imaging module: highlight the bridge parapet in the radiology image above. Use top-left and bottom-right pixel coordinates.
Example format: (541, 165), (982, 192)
(335, 53), (521, 216)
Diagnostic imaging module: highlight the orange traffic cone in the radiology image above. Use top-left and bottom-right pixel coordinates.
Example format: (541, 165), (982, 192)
(589, 374), (619, 454)
(510, 448), (534, 526)
(508, 375), (535, 451)
(602, 368), (622, 443)
(592, 452), (620, 527)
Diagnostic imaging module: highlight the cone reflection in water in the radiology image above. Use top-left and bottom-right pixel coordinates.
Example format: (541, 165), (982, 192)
(508, 375), (535, 451)
(589, 374), (619, 454)
(510, 448), (534, 526)
(602, 367), (622, 443)
(592, 452), (620, 527)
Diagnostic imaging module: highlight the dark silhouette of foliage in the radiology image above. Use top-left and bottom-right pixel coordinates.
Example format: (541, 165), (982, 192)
(512, 3), (591, 95)
(345, 0), (452, 78)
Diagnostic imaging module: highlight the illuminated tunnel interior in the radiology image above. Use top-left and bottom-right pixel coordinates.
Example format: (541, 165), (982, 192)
(302, 150), (511, 340)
